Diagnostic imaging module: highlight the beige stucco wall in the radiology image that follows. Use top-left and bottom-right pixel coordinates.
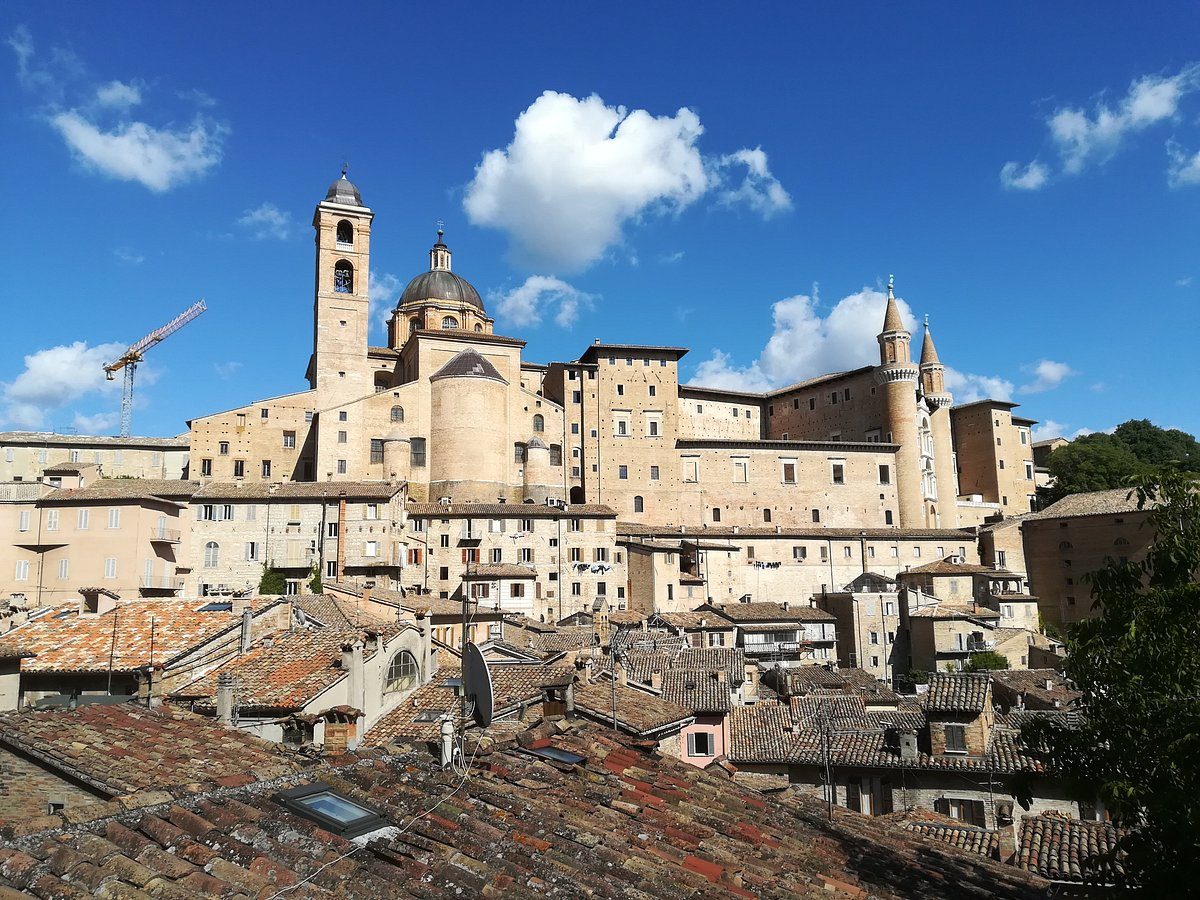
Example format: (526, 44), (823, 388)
(1, 437), (188, 482)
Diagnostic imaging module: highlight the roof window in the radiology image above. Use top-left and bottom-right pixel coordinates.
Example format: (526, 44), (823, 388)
(525, 745), (587, 766)
(275, 782), (387, 838)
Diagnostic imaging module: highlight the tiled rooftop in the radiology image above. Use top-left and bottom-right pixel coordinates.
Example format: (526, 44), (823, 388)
(0, 431), (189, 448)
(0, 598), (282, 673)
(573, 679), (694, 735)
(41, 478), (200, 502)
(905, 558), (1022, 578)
(0, 718), (1052, 898)
(407, 501), (616, 517)
(925, 673), (992, 714)
(991, 669), (1082, 712)
(701, 601), (835, 623)
(659, 670), (734, 713)
(192, 481), (403, 500)
(619, 523), (976, 539)
(1025, 487), (1147, 520)
(0, 702), (298, 806)
(1016, 812), (1127, 884)
(893, 810), (1000, 858)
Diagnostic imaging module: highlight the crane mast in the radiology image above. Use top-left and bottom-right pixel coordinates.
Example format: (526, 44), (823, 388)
(103, 300), (207, 438)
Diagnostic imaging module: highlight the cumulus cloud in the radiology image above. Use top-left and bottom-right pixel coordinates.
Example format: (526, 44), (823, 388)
(710, 147), (792, 216)
(95, 79), (141, 109)
(688, 286), (916, 393)
(1167, 140), (1200, 187)
(943, 368), (1015, 403)
(1177, 276), (1194, 287)
(213, 361), (242, 379)
(1019, 359), (1075, 393)
(113, 247), (144, 265)
(237, 202), (293, 240)
(72, 411), (118, 434)
(999, 160), (1049, 191)
(367, 272), (402, 331)
(491, 276), (597, 328)
(1003, 64), (1199, 186)
(51, 111), (225, 192)
(464, 91), (788, 272)
(660, 250), (686, 264)
(1, 341), (125, 429)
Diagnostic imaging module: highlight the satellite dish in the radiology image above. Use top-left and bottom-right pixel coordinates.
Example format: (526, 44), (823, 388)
(462, 642), (494, 727)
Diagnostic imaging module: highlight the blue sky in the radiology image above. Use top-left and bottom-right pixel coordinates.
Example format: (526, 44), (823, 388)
(1, 4), (1197, 441)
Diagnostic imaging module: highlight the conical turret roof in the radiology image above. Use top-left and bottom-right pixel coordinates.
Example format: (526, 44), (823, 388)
(430, 348), (506, 383)
(881, 276), (906, 334)
(920, 321), (942, 366)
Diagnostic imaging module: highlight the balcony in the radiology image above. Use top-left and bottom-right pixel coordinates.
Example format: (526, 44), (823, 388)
(150, 527), (181, 544)
(140, 576), (184, 592)
(966, 639), (995, 652)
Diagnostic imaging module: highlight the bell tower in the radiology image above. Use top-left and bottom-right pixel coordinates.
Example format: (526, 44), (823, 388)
(874, 276), (924, 528)
(310, 167), (373, 404)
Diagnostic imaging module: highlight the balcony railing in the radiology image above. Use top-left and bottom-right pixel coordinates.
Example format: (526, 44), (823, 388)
(150, 527), (181, 543)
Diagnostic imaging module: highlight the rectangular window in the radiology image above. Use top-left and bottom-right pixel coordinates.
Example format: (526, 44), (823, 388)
(878, 464), (891, 484)
(683, 459), (699, 483)
(570, 547), (582, 562)
(339, 411), (348, 422)
(571, 423), (579, 434)
(107, 507), (120, 529)
(650, 465), (660, 480)
(338, 431), (347, 444)
(261, 408), (269, 419)
(687, 732), (715, 757)
(571, 582), (582, 596)
(327, 522), (339, 538)
(262, 459), (272, 478)
(369, 440), (384, 464)
(46, 509), (59, 531)
(246, 541), (259, 561)
(283, 431), (296, 449)
(490, 547), (503, 563)
(510, 583), (525, 598)
(410, 438), (426, 467)
(337, 459), (348, 475)
(572, 391), (582, 403)
(781, 461), (796, 484)
(616, 384), (624, 396)
(201, 458), (213, 477)
(365, 541), (379, 558)
(733, 459), (748, 483)
(233, 459), (245, 478)
(17, 510), (30, 532)
(831, 463), (845, 485)
(594, 547), (609, 562)
(326, 560), (337, 578)
(793, 546), (806, 560)
(843, 545), (852, 558)
(104, 557), (117, 579)
(618, 465), (628, 480)
(944, 725), (968, 753)
(14, 560), (30, 581)
(519, 547), (533, 563)
(884, 601), (896, 616)
(649, 385), (656, 397)
(58, 558), (69, 580)
(76, 509), (89, 530)
(219, 441), (230, 455)
(648, 418), (660, 437)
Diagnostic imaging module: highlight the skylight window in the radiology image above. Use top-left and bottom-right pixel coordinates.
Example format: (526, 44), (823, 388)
(275, 782), (387, 838)
(198, 601), (233, 612)
(525, 745), (586, 765)
(415, 709), (446, 723)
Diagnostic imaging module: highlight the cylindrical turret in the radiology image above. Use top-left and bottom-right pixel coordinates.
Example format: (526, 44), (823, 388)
(429, 349), (509, 499)
(920, 321), (957, 526)
(382, 431), (411, 483)
(876, 277), (924, 528)
(523, 437), (556, 503)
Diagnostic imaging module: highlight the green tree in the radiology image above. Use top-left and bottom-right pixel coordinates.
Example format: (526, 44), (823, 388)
(1113, 419), (1200, 472)
(1018, 471), (1200, 889)
(308, 562), (322, 594)
(258, 563), (286, 595)
(963, 650), (1009, 672)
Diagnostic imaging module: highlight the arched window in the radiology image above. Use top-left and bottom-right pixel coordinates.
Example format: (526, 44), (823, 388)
(812, 508), (821, 523)
(385, 650), (419, 694)
(334, 260), (354, 293)
(441, 316), (458, 330)
(763, 508), (772, 523)
(712, 508), (721, 523)
(474, 324), (483, 332)
(1059, 541), (1074, 551)
(532, 414), (544, 433)
(633, 495), (644, 513)
(336, 220), (353, 246)
(409, 317), (421, 334)
(203, 541), (219, 568)
(390, 405), (404, 423)
(514, 442), (526, 464)
(569, 486), (585, 504)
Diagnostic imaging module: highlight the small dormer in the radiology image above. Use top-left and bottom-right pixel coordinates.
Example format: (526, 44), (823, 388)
(79, 587), (119, 616)
(923, 673), (994, 757)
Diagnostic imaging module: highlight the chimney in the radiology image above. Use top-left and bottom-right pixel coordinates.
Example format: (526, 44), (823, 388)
(995, 803), (1018, 862)
(439, 715), (456, 768)
(363, 630), (380, 654)
(216, 673), (235, 726)
(716, 668), (727, 685)
(898, 730), (918, 760)
(231, 594), (252, 615)
(342, 640), (365, 710)
(650, 670), (662, 691)
(239, 607), (253, 653)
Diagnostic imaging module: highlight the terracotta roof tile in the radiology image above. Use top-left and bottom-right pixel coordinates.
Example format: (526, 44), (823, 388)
(1025, 488), (1148, 520)
(700, 601), (835, 623)
(192, 480), (403, 500)
(926, 673), (992, 714)
(573, 680), (693, 735)
(407, 501), (616, 517)
(1016, 812), (1127, 884)
(42, 478), (199, 502)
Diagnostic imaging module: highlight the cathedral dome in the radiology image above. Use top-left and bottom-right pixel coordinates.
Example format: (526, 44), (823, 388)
(396, 230), (485, 313)
(398, 269), (484, 312)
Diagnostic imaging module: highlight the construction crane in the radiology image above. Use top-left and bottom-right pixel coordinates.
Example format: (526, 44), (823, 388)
(103, 300), (207, 438)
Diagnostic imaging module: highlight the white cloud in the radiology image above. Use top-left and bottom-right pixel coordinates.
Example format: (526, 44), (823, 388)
(1167, 140), (1200, 187)
(490, 275), (597, 328)
(113, 247), (144, 265)
(464, 91), (789, 272)
(999, 160), (1049, 191)
(1019, 358), (1075, 393)
(237, 202), (293, 240)
(660, 250), (686, 264)
(1, 340), (125, 429)
(1176, 276), (1194, 287)
(710, 147), (792, 216)
(688, 286), (917, 393)
(72, 411), (117, 434)
(943, 368), (1015, 403)
(51, 111), (225, 192)
(213, 361), (242, 379)
(367, 272), (402, 331)
(1032, 420), (1068, 442)
(1004, 64), (1199, 186)
(95, 79), (141, 109)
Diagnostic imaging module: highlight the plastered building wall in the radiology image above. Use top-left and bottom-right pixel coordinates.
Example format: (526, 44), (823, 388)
(0, 437), (189, 482)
